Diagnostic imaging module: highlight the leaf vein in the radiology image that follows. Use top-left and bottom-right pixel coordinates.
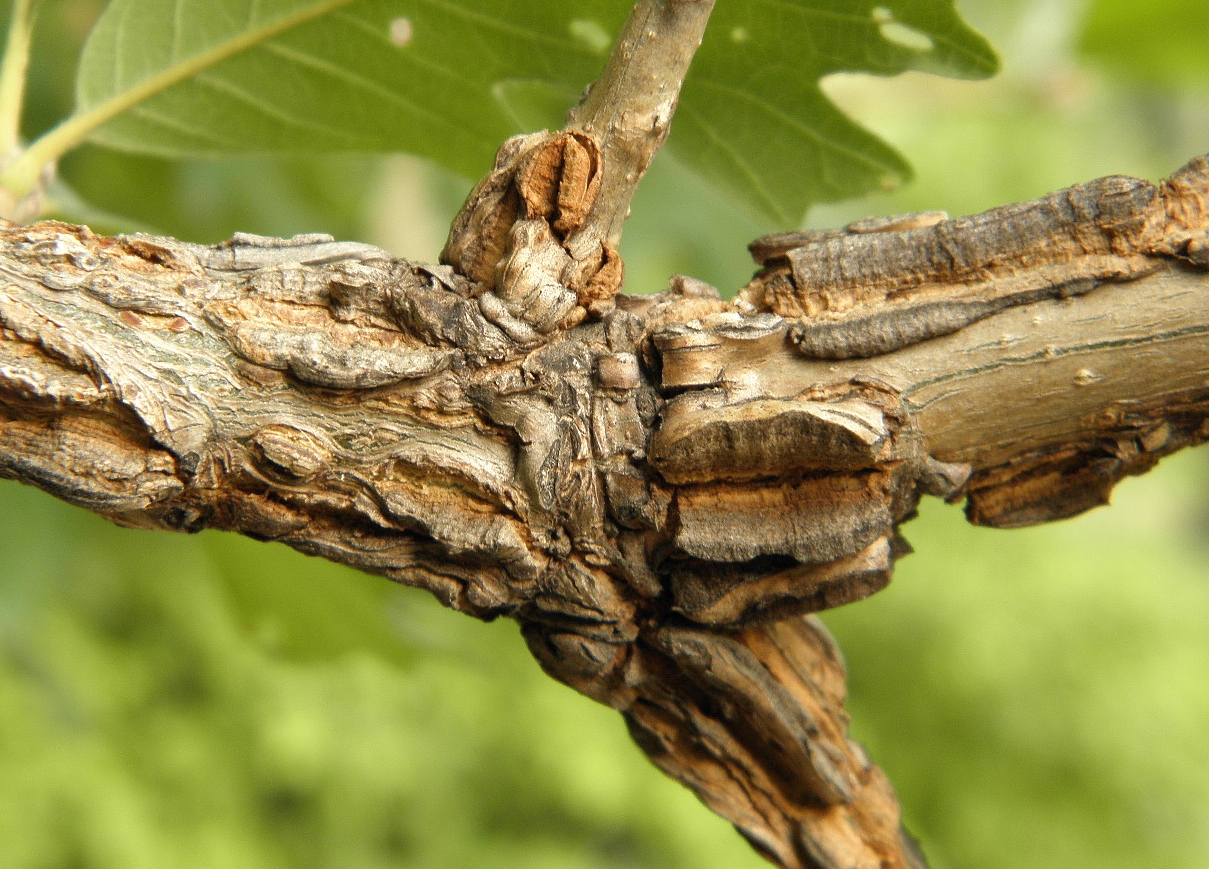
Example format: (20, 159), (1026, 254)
(192, 72), (362, 144)
(259, 40), (454, 131)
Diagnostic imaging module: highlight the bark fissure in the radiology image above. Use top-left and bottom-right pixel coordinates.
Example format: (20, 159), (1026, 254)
(1, 154), (1207, 868)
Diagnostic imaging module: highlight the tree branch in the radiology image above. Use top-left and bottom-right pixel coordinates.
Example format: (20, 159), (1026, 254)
(565, 0), (715, 251)
(440, 0), (714, 325)
(2, 155), (1206, 869)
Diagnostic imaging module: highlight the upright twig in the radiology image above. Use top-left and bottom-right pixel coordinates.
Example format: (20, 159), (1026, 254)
(564, 0), (715, 252)
(441, 0), (714, 324)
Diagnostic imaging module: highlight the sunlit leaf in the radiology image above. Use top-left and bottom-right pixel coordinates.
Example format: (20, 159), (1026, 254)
(680, 0), (999, 223)
(76, 0), (996, 225)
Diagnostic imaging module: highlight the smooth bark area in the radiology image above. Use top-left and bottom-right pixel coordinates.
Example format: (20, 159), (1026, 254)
(1, 152), (1206, 867)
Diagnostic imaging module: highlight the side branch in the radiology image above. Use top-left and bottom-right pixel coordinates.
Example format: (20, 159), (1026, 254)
(657, 264), (1209, 529)
(440, 0), (714, 328)
(566, 0), (716, 250)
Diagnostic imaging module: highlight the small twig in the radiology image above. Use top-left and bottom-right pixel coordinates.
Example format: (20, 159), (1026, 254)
(441, 0), (715, 321)
(565, 0), (715, 252)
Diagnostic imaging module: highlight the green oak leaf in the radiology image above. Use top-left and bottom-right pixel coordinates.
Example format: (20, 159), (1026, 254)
(681, 1), (999, 223)
(74, 0), (997, 225)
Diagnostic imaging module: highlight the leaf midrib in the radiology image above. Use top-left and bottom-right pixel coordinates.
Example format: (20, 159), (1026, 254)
(3, 0), (357, 197)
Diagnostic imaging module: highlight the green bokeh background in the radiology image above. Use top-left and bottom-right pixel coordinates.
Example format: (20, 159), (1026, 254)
(3, 1), (1208, 867)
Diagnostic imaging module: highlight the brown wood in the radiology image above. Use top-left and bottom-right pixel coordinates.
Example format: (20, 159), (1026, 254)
(1, 153), (1206, 867)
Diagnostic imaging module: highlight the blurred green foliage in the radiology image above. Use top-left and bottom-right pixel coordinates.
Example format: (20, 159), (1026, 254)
(827, 458), (1209, 868)
(0, 483), (758, 869)
(3, 0), (1208, 867)
(1080, 0), (1209, 89)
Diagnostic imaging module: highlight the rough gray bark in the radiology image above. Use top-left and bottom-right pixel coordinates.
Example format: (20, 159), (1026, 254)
(2, 152), (1207, 868)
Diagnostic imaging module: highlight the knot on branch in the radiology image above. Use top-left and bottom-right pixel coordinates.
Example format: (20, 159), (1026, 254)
(441, 131), (625, 344)
(646, 360), (951, 623)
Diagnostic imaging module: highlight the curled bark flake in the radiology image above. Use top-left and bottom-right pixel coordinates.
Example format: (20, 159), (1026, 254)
(515, 131), (602, 237)
(650, 392), (899, 484)
(963, 400), (1209, 527)
(667, 538), (896, 628)
(744, 155), (1209, 363)
(1159, 154), (1209, 261)
(747, 173), (1162, 319)
(440, 131), (542, 287)
(787, 279), (1099, 360)
(671, 473), (896, 566)
(442, 131), (622, 335)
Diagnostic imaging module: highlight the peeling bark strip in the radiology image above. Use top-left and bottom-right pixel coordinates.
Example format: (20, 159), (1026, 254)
(744, 155), (1209, 358)
(2, 156), (1208, 869)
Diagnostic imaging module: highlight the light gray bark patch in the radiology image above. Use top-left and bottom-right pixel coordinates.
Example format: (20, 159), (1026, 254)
(223, 324), (453, 388)
(201, 236), (391, 271)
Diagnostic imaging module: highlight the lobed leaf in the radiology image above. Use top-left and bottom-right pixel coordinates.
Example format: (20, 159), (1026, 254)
(76, 0), (997, 226)
(680, 0), (999, 223)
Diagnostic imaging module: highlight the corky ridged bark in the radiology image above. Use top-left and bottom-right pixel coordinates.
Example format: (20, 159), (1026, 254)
(2, 154), (1208, 869)
(440, 0), (715, 324)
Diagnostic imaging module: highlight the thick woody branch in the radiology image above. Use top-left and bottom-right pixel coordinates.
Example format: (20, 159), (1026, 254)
(655, 263), (1209, 531)
(1, 155), (1207, 869)
(750, 266), (1209, 525)
(666, 154), (1209, 529)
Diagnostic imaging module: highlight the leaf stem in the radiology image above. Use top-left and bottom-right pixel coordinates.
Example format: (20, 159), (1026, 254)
(0, 0), (36, 158)
(0, 0), (355, 201)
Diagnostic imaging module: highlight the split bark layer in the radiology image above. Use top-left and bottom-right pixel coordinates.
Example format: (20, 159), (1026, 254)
(2, 154), (1207, 868)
